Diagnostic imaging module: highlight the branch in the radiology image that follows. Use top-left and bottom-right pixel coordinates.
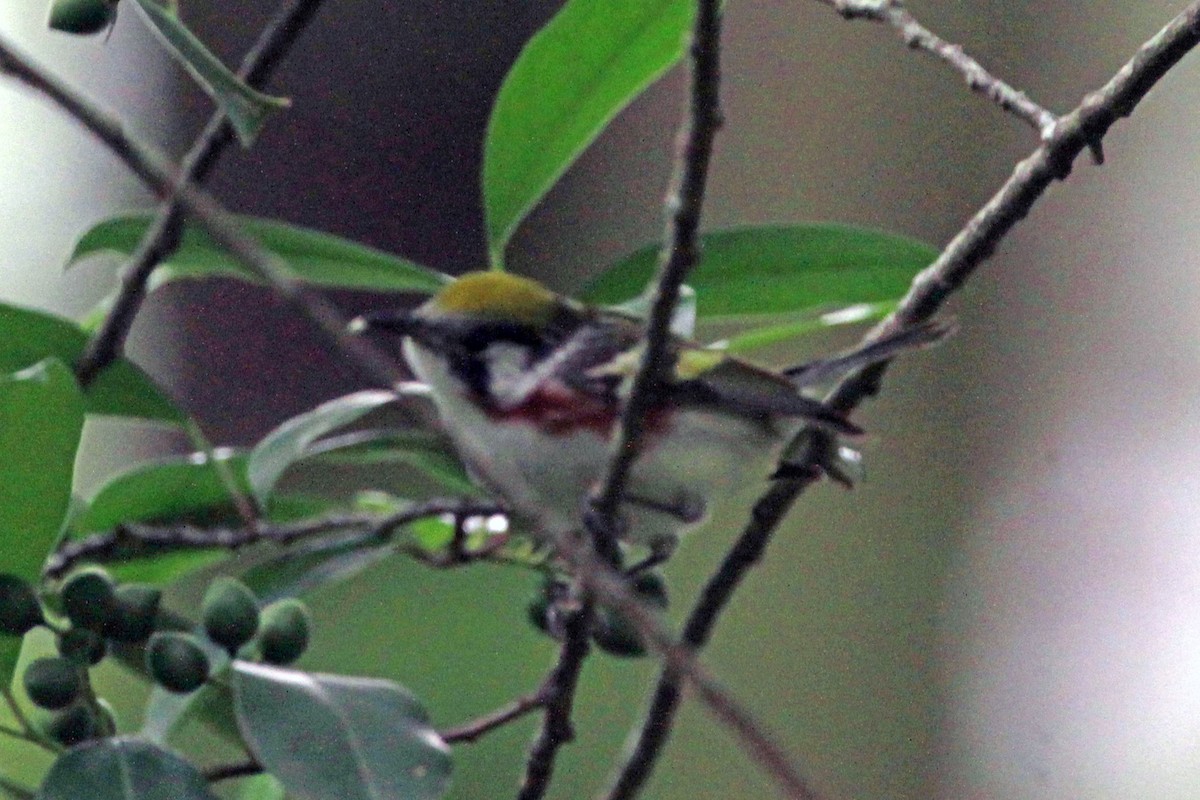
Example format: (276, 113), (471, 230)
(75, 0), (328, 386)
(440, 689), (546, 745)
(515, 600), (593, 800)
(603, 3), (1200, 797)
(816, 0), (1058, 138)
(44, 500), (503, 579)
(0, 37), (816, 800)
(202, 760), (263, 783)
(589, 0), (723, 555)
(556, 535), (823, 800)
(0, 35), (406, 392)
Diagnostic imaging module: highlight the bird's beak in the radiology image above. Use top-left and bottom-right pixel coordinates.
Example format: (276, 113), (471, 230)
(349, 310), (449, 353)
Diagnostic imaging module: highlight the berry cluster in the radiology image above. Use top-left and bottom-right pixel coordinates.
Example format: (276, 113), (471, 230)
(0, 568), (312, 748)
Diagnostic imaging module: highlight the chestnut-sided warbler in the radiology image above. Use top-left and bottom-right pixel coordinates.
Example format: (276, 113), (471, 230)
(354, 272), (946, 555)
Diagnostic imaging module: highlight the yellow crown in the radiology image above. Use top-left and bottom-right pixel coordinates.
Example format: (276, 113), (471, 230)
(426, 272), (558, 326)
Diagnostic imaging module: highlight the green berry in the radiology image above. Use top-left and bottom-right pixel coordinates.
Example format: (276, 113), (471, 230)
(630, 571), (669, 609)
(146, 632), (209, 694)
(61, 568), (117, 632)
(201, 577), (259, 655)
(107, 584), (161, 643)
(0, 574), (43, 636)
(47, 0), (116, 36)
(526, 594), (552, 635)
(23, 657), (82, 710)
(46, 704), (97, 746)
(258, 599), (312, 665)
(58, 627), (106, 667)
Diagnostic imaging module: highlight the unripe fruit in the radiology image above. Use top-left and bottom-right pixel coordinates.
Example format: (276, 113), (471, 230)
(23, 657), (82, 710)
(258, 599), (312, 666)
(146, 632), (210, 694)
(60, 568), (117, 632)
(630, 571), (669, 609)
(46, 704), (97, 747)
(0, 574), (43, 636)
(201, 577), (259, 655)
(526, 594), (552, 636)
(107, 584), (161, 643)
(591, 610), (646, 658)
(58, 627), (106, 667)
(591, 572), (669, 659)
(47, 0), (116, 36)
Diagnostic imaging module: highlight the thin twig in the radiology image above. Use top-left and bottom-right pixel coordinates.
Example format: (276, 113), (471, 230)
(589, 0), (724, 553)
(440, 690), (546, 744)
(0, 34), (407, 392)
(75, 0), (328, 386)
(816, 0), (1059, 138)
(555, 535), (822, 800)
(202, 759), (264, 783)
(516, 600), (594, 800)
(44, 500), (502, 579)
(521, 0), (725, 794)
(603, 5), (1200, 798)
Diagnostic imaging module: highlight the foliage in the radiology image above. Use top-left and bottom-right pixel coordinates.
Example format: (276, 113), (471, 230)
(0, 0), (947, 798)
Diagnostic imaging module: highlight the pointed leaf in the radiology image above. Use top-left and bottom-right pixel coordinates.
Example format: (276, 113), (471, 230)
(36, 737), (217, 800)
(0, 301), (184, 423)
(581, 224), (937, 319)
(248, 390), (399, 507)
(68, 213), (450, 295)
(306, 429), (479, 496)
(129, 0), (288, 146)
(719, 301), (900, 354)
(484, 0), (694, 264)
(0, 359), (84, 585)
(233, 662), (451, 800)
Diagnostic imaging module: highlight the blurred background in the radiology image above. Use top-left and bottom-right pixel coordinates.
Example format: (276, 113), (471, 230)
(3, 1), (1200, 798)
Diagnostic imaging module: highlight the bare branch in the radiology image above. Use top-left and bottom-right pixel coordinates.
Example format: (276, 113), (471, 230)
(604, 3), (1200, 797)
(515, 600), (594, 800)
(556, 535), (823, 800)
(816, 0), (1059, 138)
(440, 690), (546, 745)
(203, 760), (263, 783)
(75, 0), (329, 386)
(589, 0), (724, 556)
(0, 35), (406, 392)
(44, 499), (502, 579)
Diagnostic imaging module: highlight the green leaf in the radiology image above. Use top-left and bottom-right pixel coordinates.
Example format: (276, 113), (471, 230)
(141, 658), (238, 748)
(68, 213), (450, 296)
(233, 662), (451, 800)
(483, 0), (694, 264)
(67, 452), (249, 583)
(248, 390), (400, 508)
(236, 774), (285, 800)
(720, 300), (900, 354)
(0, 359), (85, 586)
(36, 737), (217, 800)
(0, 301), (184, 424)
(307, 430), (480, 496)
(581, 224), (937, 319)
(128, 0), (288, 146)
(241, 537), (397, 603)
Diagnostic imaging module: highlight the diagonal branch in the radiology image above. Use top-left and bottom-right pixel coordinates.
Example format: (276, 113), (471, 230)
(0, 33), (407, 391)
(75, 0), (329, 386)
(815, 0), (1059, 138)
(589, 0), (724, 551)
(603, 3), (1200, 798)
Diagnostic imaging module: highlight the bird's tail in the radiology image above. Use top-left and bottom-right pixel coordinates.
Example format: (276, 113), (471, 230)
(783, 318), (954, 388)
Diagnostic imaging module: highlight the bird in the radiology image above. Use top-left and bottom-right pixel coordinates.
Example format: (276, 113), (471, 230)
(353, 271), (947, 558)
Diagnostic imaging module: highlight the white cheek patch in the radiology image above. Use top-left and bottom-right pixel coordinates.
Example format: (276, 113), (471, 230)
(485, 343), (539, 410)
